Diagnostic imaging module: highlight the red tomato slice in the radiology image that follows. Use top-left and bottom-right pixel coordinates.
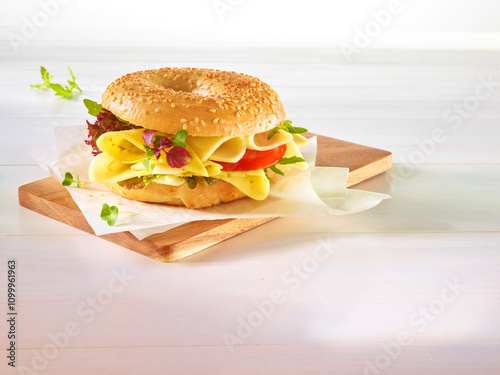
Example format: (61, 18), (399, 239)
(216, 144), (287, 171)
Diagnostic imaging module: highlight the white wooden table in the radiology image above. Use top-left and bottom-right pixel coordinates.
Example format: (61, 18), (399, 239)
(1, 44), (499, 374)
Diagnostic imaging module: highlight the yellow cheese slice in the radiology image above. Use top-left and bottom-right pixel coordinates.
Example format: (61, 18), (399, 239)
(215, 170), (270, 200)
(152, 145), (208, 177)
(89, 153), (152, 184)
(186, 135), (245, 162)
(208, 137), (247, 162)
(154, 175), (185, 186)
(280, 141), (308, 171)
(245, 130), (293, 151)
(96, 128), (147, 163)
(292, 133), (309, 148)
(204, 161), (223, 176)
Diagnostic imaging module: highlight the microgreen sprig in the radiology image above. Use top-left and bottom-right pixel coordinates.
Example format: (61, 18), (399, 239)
(185, 176), (218, 189)
(100, 203), (119, 226)
(267, 120), (308, 140)
(142, 145), (155, 173)
(142, 129), (192, 169)
(100, 203), (136, 226)
(172, 129), (189, 149)
(30, 66), (81, 99)
(264, 156), (306, 184)
(61, 172), (87, 188)
(30, 66), (53, 90)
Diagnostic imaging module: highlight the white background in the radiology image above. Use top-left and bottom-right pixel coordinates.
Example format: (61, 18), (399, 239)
(1, 0), (500, 48)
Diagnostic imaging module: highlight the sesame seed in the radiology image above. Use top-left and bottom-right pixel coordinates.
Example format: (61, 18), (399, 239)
(180, 118), (187, 122)
(209, 109), (216, 113)
(201, 120), (205, 126)
(171, 103), (176, 108)
(182, 124), (187, 130)
(195, 126), (200, 132)
(213, 118), (219, 123)
(195, 118), (199, 124)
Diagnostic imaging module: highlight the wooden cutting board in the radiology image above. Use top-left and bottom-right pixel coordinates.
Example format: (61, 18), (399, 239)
(18, 134), (391, 262)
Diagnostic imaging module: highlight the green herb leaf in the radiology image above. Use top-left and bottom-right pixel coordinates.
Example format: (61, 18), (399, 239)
(83, 98), (103, 117)
(67, 67), (82, 93)
(31, 66), (81, 99)
(100, 203), (119, 226)
(269, 164), (285, 176)
(30, 66), (53, 90)
(142, 145), (154, 173)
(186, 177), (197, 189)
(266, 174), (276, 184)
(143, 175), (160, 187)
(263, 156), (306, 183)
(48, 83), (73, 98)
(61, 172), (86, 188)
(61, 172), (74, 186)
(172, 129), (189, 149)
(276, 156), (306, 165)
(267, 120), (308, 140)
(143, 145), (154, 158)
(142, 159), (152, 173)
(202, 177), (218, 186)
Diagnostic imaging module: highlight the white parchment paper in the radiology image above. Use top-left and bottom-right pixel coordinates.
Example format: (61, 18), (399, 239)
(34, 126), (390, 237)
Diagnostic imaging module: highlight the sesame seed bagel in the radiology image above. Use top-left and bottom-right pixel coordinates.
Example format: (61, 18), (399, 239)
(101, 67), (286, 136)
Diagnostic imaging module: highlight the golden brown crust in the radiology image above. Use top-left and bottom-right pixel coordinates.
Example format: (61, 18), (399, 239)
(101, 67), (286, 137)
(105, 179), (247, 209)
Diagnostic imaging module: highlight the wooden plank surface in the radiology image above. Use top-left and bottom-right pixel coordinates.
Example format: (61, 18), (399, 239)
(18, 135), (391, 262)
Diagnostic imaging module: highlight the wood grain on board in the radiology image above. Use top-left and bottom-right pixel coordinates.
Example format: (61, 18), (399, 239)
(18, 134), (391, 262)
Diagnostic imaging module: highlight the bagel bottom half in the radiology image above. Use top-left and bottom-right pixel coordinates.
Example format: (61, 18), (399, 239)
(105, 179), (247, 209)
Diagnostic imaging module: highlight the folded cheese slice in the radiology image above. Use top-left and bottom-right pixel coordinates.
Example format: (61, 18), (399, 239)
(89, 128), (309, 201)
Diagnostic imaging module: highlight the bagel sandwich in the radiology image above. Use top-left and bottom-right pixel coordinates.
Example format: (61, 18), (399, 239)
(85, 67), (309, 209)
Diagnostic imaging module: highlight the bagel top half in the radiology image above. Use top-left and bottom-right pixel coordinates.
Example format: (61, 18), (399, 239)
(101, 67), (286, 136)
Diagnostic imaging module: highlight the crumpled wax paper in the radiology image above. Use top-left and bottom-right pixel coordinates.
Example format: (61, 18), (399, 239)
(33, 126), (390, 238)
